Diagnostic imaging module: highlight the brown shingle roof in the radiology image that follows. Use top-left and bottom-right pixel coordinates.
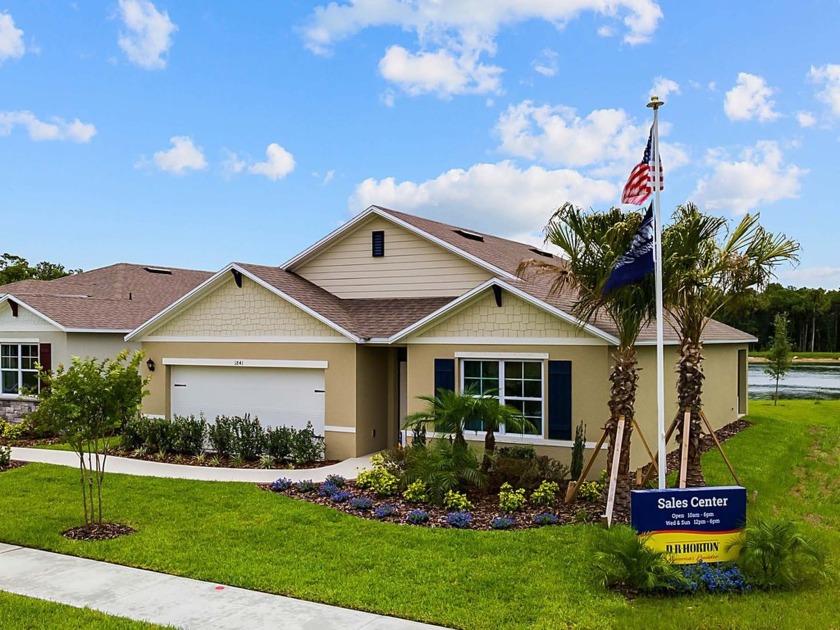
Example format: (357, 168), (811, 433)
(0, 264), (213, 330)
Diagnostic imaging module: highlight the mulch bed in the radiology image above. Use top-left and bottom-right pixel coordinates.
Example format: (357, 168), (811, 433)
(1, 437), (62, 448)
(62, 523), (136, 541)
(651, 417), (752, 477)
(109, 450), (339, 470)
(0, 460), (27, 473)
(260, 480), (606, 530)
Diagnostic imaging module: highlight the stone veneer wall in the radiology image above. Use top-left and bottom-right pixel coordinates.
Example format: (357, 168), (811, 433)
(0, 399), (37, 424)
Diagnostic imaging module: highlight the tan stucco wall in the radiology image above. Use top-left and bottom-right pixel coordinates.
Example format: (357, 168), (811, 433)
(296, 216), (492, 298)
(65, 333), (141, 363)
(151, 276), (342, 338)
(412, 291), (592, 340)
(0, 303), (69, 369)
(140, 341), (358, 460)
(355, 346), (391, 455)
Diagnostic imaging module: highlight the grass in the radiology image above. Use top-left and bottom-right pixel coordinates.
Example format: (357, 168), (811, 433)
(750, 350), (840, 361)
(0, 400), (837, 630)
(0, 591), (168, 629)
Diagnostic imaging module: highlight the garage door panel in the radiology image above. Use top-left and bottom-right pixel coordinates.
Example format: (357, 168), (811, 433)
(170, 366), (325, 432)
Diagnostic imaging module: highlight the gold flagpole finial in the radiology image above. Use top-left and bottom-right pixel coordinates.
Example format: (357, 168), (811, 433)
(647, 95), (664, 110)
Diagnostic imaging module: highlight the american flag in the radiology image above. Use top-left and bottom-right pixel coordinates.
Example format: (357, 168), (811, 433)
(621, 126), (663, 205)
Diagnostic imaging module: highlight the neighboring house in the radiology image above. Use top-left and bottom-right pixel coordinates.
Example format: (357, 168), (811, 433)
(0, 264), (213, 422)
(126, 207), (754, 468)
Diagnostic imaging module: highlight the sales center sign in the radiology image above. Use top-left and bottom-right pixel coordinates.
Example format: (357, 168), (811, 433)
(630, 486), (746, 564)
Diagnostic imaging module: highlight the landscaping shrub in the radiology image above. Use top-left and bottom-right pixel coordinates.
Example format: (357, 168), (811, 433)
(171, 414), (206, 456)
(0, 419), (28, 442)
(578, 469), (608, 502)
(402, 480), (428, 503)
(265, 426), (293, 463)
(350, 496), (373, 511)
(330, 490), (351, 503)
(145, 416), (179, 455)
(674, 561), (752, 594)
(571, 421), (585, 481)
(120, 415), (146, 451)
(231, 414), (265, 461)
(372, 447), (408, 477)
(290, 422), (325, 464)
(489, 454), (568, 492)
(325, 474), (346, 488)
(318, 482), (340, 497)
(729, 517), (827, 589)
(496, 445), (536, 460)
(490, 515), (515, 530)
(499, 483), (527, 513)
(374, 504), (397, 519)
(293, 479), (317, 493)
(208, 415), (237, 458)
(406, 509), (429, 525)
(357, 467), (399, 496)
(258, 454), (275, 469)
(446, 511), (472, 529)
(532, 513), (560, 526)
(530, 480), (560, 507)
(443, 490), (473, 511)
(0, 445), (10, 467)
(593, 525), (687, 592)
(401, 441), (485, 504)
(269, 477), (293, 492)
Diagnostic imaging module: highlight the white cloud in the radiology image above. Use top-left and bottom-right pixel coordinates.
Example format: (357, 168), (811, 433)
(724, 73), (781, 122)
(221, 149), (246, 176)
(249, 143), (296, 181)
(651, 76), (680, 100)
(693, 141), (806, 214)
(378, 44), (501, 97)
(304, 1), (662, 97)
(808, 64), (840, 117)
(150, 136), (206, 174)
(778, 266), (840, 289)
(597, 25), (614, 37)
(796, 111), (816, 128)
(532, 48), (558, 77)
(323, 169), (335, 185)
(351, 160), (617, 239)
(117, 0), (177, 70)
(0, 110), (96, 142)
(0, 12), (25, 62)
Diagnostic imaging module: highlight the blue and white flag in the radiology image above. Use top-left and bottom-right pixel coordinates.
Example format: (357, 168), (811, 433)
(602, 203), (655, 294)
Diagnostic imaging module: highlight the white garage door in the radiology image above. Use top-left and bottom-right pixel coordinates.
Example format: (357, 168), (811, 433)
(170, 365), (325, 432)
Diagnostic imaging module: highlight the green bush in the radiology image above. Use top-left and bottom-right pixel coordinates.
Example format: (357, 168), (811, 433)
(593, 525), (686, 592)
(499, 482), (527, 513)
(265, 426), (294, 462)
(171, 414), (206, 456)
(0, 444), (10, 466)
(358, 468), (399, 496)
(578, 469), (607, 502)
(120, 415), (145, 451)
(530, 480), (560, 507)
(231, 414), (265, 461)
(489, 454), (569, 492)
(443, 490), (473, 511)
(208, 416), (237, 458)
(402, 480), (428, 503)
(496, 445), (536, 460)
(289, 421), (325, 464)
(0, 419), (28, 442)
(401, 441), (485, 505)
(729, 517), (827, 589)
(144, 417), (179, 455)
(571, 421), (585, 481)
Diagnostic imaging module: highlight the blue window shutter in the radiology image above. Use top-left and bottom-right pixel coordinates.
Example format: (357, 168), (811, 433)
(434, 358), (455, 393)
(548, 361), (572, 440)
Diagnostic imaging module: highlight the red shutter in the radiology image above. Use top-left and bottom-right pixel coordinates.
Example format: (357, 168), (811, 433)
(38, 343), (52, 390)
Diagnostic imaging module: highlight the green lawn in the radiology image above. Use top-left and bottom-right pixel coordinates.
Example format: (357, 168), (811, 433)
(0, 591), (168, 629)
(750, 350), (840, 361)
(1, 400), (837, 630)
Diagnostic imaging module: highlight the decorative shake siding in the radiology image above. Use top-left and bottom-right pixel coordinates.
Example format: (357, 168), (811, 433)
(0, 301), (58, 331)
(296, 217), (492, 298)
(414, 292), (589, 339)
(152, 277), (342, 338)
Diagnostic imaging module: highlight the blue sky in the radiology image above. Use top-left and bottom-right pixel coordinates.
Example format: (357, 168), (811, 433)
(2, 1), (838, 287)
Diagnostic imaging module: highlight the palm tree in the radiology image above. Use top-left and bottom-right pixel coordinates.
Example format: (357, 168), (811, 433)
(472, 392), (536, 470)
(662, 204), (798, 487)
(519, 203), (656, 519)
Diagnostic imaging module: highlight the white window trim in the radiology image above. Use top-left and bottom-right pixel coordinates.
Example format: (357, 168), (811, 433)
(460, 357), (545, 438)
(405, 430), (607, 450)
(1, 342), (40, 396)
(162, 358), (328, 369)
(455, 352), (549, 360)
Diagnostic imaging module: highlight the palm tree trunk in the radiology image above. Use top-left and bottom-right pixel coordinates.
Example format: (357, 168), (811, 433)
(482, 430), (495, 471)
(676, 339), (705, 487)
(605, 346), (638, 522)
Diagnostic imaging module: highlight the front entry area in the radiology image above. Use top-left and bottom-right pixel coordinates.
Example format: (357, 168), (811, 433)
(169, 364), (325, 432)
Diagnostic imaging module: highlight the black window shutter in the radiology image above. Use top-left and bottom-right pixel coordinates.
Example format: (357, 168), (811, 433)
(548, 360), (572, 440)
(434, 358), (455, 393)
(372, 230), (385, 257)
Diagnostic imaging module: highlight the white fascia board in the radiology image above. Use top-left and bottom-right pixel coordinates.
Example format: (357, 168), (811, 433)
(636, 337), (756, 346)
(66, 328), (133, 334)
(163, 357), (328, 369)
(0, 295), (66, 332)
(125, 264), (237, 342)
(282, 207), (377, 269)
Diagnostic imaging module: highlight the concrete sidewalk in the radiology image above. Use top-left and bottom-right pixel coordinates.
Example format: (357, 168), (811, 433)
(10, 447), (372, 483)
(0, 544), (444, 629)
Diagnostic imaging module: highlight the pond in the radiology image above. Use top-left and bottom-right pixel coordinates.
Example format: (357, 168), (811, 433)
(749, 363), (840, 400)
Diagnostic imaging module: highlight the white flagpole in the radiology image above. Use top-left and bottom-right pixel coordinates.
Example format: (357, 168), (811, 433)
(647, 95), (666, 490)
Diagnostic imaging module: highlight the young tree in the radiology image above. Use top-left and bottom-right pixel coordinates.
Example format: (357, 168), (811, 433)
(31, 351), (147, 526)
(765, 313), (793, 405)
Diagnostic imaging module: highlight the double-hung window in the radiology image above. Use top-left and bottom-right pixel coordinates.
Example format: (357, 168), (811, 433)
(461, 359), (543, 435)
(1, 343), (40, 395)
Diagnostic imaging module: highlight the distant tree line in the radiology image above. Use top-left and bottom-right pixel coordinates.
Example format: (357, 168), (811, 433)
(718, 283), (840, 352)
(0, 253), (80, 286)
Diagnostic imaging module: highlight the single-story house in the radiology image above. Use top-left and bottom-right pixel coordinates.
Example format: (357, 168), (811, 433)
(0, 263), (212, 422)
(126, 206), (754, 469)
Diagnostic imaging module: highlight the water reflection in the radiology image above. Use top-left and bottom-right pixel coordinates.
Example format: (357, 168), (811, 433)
(749, 363), (840, 400)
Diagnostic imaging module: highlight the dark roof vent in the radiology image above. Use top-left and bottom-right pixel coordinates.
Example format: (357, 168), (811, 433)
(372, 230), (385, 257)
(144, 267), (173, 275)
(453, 229), (484, 242)
(529, 247), (554, 258)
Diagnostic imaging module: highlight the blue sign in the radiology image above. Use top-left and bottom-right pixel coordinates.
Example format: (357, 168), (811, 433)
(631, 486), (747, 564)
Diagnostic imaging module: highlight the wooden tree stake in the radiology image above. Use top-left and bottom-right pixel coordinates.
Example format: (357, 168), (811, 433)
(678, 411), (691, 489)
(640, 412), (681, 488)
(604, 416), (625, 526)
(632, 417), (659, 482)
(699, 410), (743, 486)
(565, 424), (610, 504)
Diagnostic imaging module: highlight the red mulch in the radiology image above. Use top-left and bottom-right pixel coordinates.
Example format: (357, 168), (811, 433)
(260, 480), (606, 530)
(0, 461), (26, 473)
(62, 523), (136, 541)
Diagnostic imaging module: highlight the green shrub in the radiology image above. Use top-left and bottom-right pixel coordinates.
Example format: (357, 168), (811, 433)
(571, 421), (585, 481)
(593, 525), (686, 592)
(578, 469), (607, 502)
(0, 419), (28, 442)
(496, 445), (536, 460)
(171, 414), (206, 456)
(258, 454), (275, 469)
(120, 415), (146, 451)
(289, 422), (325, 464)
(499, 482), (527, 513)
(358, 468), (399, 496)
(489, 454), (568, 492)
(729, 517), (827, 589)
(530, 480), (560, 507)
(265, 426), (294, 462)
(0, 445), (10, 466)
(231, 414), (265, 461)
(401, 441), (485, 505)
(208, 415), (237, 458)
(402, 480), (428, 503)
(443, 490), (473, 511)
(144, 417), (179, 455)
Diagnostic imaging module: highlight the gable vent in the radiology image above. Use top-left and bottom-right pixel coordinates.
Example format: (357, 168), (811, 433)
(453, 229), (484, 242)
(144, 267), (172, 275)
(529, 247), (554, 258)
(372, 230), (385, 257)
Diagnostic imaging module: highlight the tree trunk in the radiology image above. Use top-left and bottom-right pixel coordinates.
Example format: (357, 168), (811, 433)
(482, 430), (495, 471)
(774, 376), (779, 406)
(605, 347), (638, 522)
(676, 339), (706, 487)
